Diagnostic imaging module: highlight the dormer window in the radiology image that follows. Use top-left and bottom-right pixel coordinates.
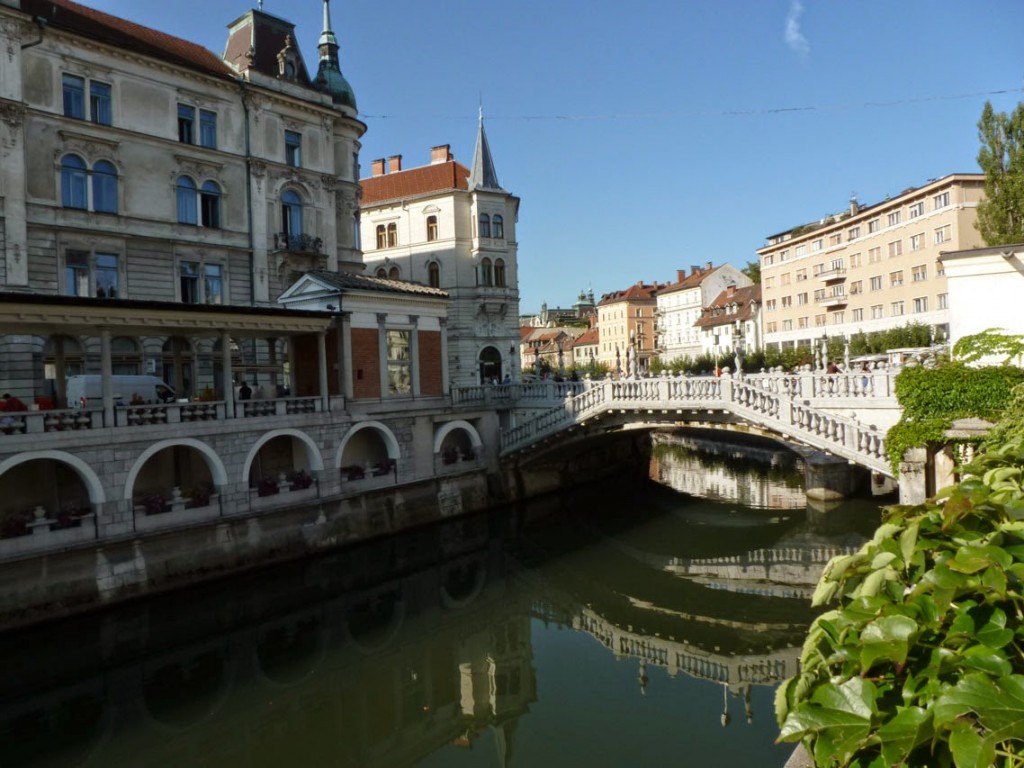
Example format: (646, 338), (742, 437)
(277, 34), (301, 82)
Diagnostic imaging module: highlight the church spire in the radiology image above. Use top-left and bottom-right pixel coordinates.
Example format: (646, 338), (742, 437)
(468, 107), (504, 192)
(314, 0), (357, 109)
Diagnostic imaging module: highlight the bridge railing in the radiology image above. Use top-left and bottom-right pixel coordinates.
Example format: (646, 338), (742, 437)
(498, 371), (899, 475)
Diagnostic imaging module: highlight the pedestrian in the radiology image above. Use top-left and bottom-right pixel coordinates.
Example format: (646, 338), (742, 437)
(238, 381), (252, 400)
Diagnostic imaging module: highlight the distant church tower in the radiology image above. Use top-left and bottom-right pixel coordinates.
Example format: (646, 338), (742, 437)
(359, 112), (522, 386)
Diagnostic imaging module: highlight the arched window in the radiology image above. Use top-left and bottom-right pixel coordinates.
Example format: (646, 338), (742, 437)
(200, 181), (221, 228)
(479, 258), (493, 287)
(388, 266), (400, 280)
(376, 267), (387, 278)
(61, 154), (88, 209)
(428, 261), (440, 288)
(92, 160), (118, 214)
(281, 189), (303, 242)
(386, 222), (397, 248)
(493, 214), (504, 239)
(176, 175), (197, 224)
(426, 215), (438, 242)
(478, 213), (491, 238)
(376, 224), (387, 249)
(494, 258), (506, 288)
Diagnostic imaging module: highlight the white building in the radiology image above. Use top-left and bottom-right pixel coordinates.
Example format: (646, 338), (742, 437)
(655, 263), (752, 362)
(940, 243), (1024, 364)
(359, 117), (521, 386)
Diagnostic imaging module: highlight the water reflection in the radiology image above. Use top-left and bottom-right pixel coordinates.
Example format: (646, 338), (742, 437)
(0, 448), (880, 767)
(652, 429), (807, 509)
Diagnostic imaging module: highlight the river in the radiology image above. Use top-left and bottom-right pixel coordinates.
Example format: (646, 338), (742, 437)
(0, 431), (884, 767)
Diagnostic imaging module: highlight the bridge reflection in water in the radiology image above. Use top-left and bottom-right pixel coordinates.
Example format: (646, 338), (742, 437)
(0, 444), (880, 767)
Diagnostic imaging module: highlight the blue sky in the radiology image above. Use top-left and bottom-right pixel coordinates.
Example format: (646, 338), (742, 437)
(86, 0), (1024, 313)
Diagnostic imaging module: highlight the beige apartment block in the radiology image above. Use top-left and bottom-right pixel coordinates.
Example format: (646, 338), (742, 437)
(596, 281), (662, 372)
(757, 174), (986, 352)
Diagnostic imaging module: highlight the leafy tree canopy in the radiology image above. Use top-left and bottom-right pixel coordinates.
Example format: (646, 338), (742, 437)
(742, 259), (761, 284)
(976, 101), (1024, 245)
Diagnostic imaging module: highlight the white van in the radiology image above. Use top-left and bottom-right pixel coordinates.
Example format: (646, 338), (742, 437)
(66, 375), (175, 408)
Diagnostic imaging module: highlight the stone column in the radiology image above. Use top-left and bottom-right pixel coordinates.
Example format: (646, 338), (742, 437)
(340, 312), (354, 399)
(221, 331), (234, 418)
(100, 330), (114, 426)
(804, 451), (869, 502)
(439, 318), (450, 395)
(409, 315), (420, 397)
(377, 312), (388, 397)
(897, 447), (929, 505)
(317, 331), (329, 411)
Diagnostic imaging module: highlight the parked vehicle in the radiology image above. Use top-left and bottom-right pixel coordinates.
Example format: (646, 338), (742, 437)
(66, 375), (175, 408)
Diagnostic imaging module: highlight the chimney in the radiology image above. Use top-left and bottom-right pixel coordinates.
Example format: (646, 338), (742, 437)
(677, 270), (685, 283)
(727, 284), (736, 297)
(706, 261), (713, 270)
(691, 265), (700, 276)
(430, 144), (452, 164)
(850, 195), (859, 216)
(387, 155), (402, 173)
(371, 158), (385, 177)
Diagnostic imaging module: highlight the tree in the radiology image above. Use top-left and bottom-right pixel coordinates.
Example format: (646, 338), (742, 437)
(976, 101), (1024, 245)
(741, 259), (761, 284)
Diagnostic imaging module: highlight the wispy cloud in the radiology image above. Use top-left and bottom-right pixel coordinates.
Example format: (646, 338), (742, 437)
(785, 0), (810, 58)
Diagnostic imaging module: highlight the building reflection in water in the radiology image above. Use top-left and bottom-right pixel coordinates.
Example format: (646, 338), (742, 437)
(0, 453), (876, 765)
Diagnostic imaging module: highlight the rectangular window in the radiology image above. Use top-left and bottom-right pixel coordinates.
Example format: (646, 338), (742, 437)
(780, 272), (791, 286)
(178, 104), (195, 144)
(934, 191), (950, 209)
(938, 293), (948, 309)
(765, 277), (775, 289)
(387, 330), (412, 396)
(828, 234), (841, 247)
(868, 247), (881, 263)
(62, 74), (85, 119)
(180, 261), (199, 304)
(888, 211), (902, 227)
(871, 304), (884, 319)
(913, 297), (928, 313)
(766, 321), (777, 334)
(934, 225), (950, 245)
(910, 233), (924, 251)
(95, 253), (119, 298)
(812, 239), (823, 252)
(870, 276), (882, 291)
(891, 300), (905, 316)
(782, 320), (793, 331)
(199, 109), (217, 149)
(795, 268), (806, 281)
(766, 299), (777, 311)
(850, 280), (862, 295)
(908, 202), (924, 219)
(66, 250), (89, 296)
(848, 226), (861, 241)
(814, 314), (826, 327)
(90, 82), (112, 125)
(868, 218), (880, 233)
(888, 240), (903, 258)
(852, 308), (864, 322)
(797, 292), (808, 305)
(764, 255), (774, 266)
(285, 130), (302, 167)
(849, 252), (862, 267)
(781, 296), (792, 308)
(798, 317), (808, 329)
(889, 270), (904, 287)
(832, 312), (844, 324)
(794, 244), (806, 257)
(936, 259), (945, 277)
(912, 264), (927, 282)
(779, 249), (789, 261)
(204, 264), (223, 305)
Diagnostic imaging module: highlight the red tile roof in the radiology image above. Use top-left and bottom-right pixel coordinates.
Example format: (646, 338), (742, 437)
(22, 0), (234, 80)
(658, 265), (722, 296)
(694, 285), (762, 329)
(574, 327), (599, 346)
(598, 282), (663, 306)
(361, 161), (471, 205)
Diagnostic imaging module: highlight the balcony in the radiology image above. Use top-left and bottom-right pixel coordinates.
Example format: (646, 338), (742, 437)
(274, 232), (323, 254)
(815, 293), (848, 308)
(816, 266), (846, 283)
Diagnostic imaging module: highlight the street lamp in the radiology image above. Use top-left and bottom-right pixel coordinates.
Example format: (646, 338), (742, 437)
(820, 333), (829, 372)
(733, 319), (744, 377)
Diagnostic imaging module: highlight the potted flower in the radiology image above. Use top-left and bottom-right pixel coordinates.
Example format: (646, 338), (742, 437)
(289, 469), (314, 490)
(186, 483), (214, 509)
(257, 476), (279, 497)
(140, 493), (168, 515)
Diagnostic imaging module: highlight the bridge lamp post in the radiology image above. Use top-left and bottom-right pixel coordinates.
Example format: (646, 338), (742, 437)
(733, 319), (744, 377)
(820, 333), (829, 371)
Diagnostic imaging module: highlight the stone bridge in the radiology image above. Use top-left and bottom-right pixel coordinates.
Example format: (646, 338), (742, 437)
(456, 371), (902, 478)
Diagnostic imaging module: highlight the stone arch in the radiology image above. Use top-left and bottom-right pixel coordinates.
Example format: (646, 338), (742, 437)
(253, 609), (329, 688)
(440, 557), (488, 609)
(124, 438), (228, 501)
(139, 641), (234, 732)
(343, 588), (406, 655)
(432, 420), (483, 453)
(334, 421), (401, 469)
(241, 429), (324, 485)
(0, 451), (106, 504)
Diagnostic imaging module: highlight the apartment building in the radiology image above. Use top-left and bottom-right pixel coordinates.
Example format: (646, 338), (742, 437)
(596, 281), (663, 372)
(655, 263), (751, 362)
(757, 174), (986, 351)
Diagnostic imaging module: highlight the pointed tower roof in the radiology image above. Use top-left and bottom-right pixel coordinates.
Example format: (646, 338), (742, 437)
(314, 0), (357, 109)
(468, 108), (504, 192)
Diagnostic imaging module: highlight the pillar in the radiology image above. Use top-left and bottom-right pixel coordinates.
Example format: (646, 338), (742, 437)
(340, 312), (353, 399)
(439, 318), (450, 394)
(409, 315), (420, 397)
(803, 451), (869, 502)
(221, 331), (235, 418)
(897, 447), (929, 505)
(100, 330), (113, 426)
(317, 331), (329, 411)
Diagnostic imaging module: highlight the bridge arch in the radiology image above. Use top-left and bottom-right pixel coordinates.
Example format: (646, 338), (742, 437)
(334, 421), (400, 469)
(241, 428), (324, 486)
(123, 438), (228, 503)
(0, 450), (106, 504)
